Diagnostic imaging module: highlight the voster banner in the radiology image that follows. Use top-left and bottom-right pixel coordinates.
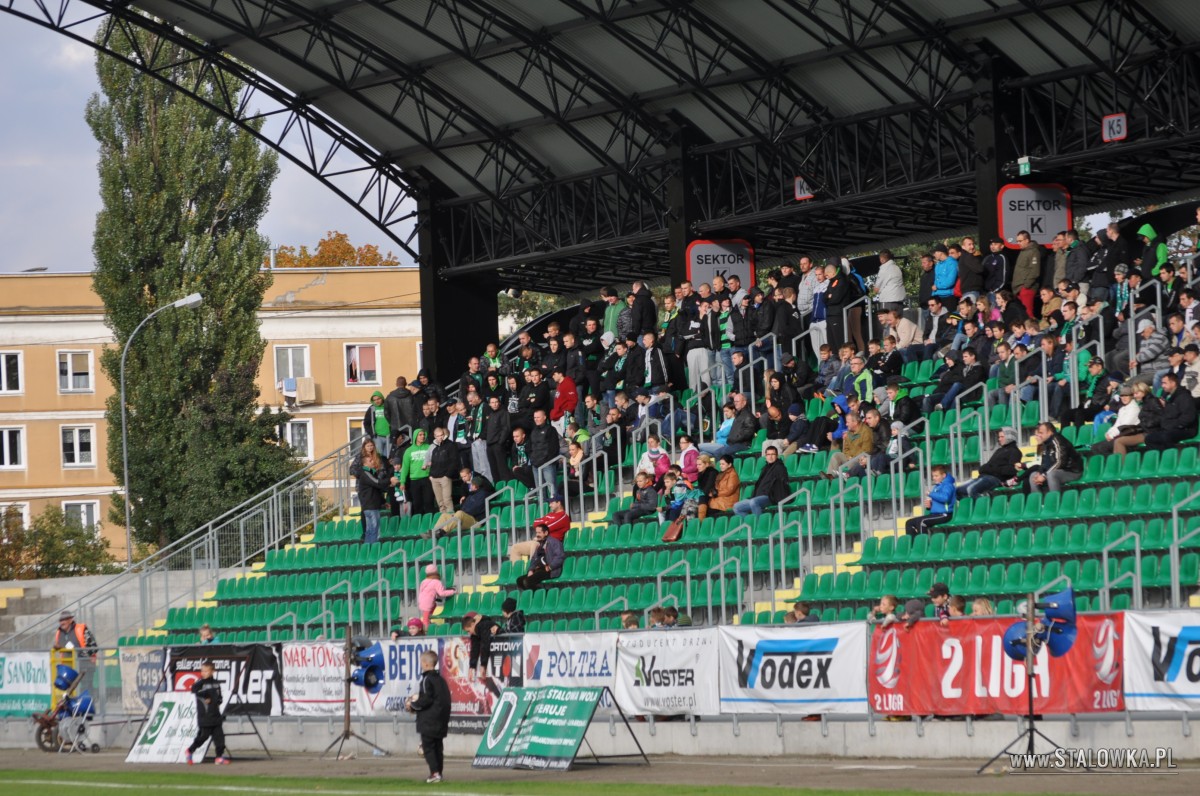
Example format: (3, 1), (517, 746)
(119, 647), (166, 715)
(614, 628), (719, 716)
(867, 615), (1124, 716)
(717, 623), (868, 714)
(126, 691), (210, 764)
(1123, 610), (1200, 711)
(523, 632), (618, 715)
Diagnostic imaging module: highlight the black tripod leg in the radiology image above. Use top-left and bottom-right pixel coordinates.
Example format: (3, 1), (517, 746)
(976, 730), (1033, 774)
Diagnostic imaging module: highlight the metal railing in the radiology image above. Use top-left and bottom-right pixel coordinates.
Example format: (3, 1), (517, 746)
(778, 486), (817, 575)
(593, 595), (629, 631)
(1100, 532), (1142, 611)
(265, 610), (297, 643)
(2, 436), (360, 651)
(654, 559), (692, 618)
(1169, 487), (1200, 608)
(827, 480), (866, 572)
(842, 294), (873, 351)
(704, 556), (743, 626)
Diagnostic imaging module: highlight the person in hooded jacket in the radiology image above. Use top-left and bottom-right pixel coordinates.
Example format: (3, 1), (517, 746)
(956, 427), (1023, 498)
(362, 391), (393, 457)
(406, 650), (451, 784)
(1137, 222), (1171, 277)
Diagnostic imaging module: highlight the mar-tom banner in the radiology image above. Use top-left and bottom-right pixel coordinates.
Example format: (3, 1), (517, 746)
(0, 652), (51, 717)
(167, 644), (283, 716)
(868, 615), (1124, 716)
(717, 623), (868, 714)
(1123, 610), (1200, 711)
(524, 632), (618, 715)
(444, 634), (524, 733)
(119, 646), (166, 715)
(614, 628), (719, 716)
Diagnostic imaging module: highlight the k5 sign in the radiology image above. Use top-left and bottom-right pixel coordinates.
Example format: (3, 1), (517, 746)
(1123, 610), (1200, 711)
(717, 624), (867, 714)
(867, 615), (1123, 716)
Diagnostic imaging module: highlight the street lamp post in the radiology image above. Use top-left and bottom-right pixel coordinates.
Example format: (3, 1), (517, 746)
(120, 292), (203, 566)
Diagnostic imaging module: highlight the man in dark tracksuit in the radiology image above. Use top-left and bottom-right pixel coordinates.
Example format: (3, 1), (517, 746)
(186, 661), (229, 764)
(407, 650), (451, 784)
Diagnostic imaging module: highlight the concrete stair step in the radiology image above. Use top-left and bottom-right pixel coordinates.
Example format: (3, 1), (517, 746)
(1190, 593), (1200, 608)
(0, 587), (27, 611)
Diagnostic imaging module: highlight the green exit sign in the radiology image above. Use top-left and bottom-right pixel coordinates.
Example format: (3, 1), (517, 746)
(1017, 156), (1032, 177)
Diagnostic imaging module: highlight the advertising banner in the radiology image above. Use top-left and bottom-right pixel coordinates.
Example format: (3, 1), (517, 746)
(717, 623), (868, 714)
(167, 644), (284, 716)
(472, 686), (602, 770)
(126, 691), (210, 764)
(1123, 610), (1200, 711)
(0, 652), (51, 717)
(523, 632), (618, 715)
(867, 615), (1124, 716)
(613, 628), (719, 716)
(119, 647), (166, 715)
(280, 641), (348, 717)
(443, 634), (524, 733)
(356, 638), (441, 717)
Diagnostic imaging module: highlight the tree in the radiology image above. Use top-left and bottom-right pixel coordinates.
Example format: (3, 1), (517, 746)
(269, 230), (401, 268)
(24, 508), (119, 578)
(87, 19), (300, 551)
(497, 290), (581, 327)
(0, 505), (28, 580)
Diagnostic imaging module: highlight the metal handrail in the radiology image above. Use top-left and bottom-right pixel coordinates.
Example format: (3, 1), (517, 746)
(265, 610), (297, 643)
(898, 415), (932, 495)
(749, 332), (779, 373)
(1169, 488), (1200, 608)
(320, 578), (353, 639)
(655, 559), (692, 617)
(302, 608), (335, 642)
(358, 576), (393, 635)
(593, 595), (629, 631)
(376, 546), (410, 607)
(590, 422), (626, 497)
(573, 448), (610, 516)
(534, 452), (569, 514)
(790, 327), (814, 360)
(889, 441), (925, 523)
(704, 556), (743, 626)
(1126, 302), (1159, 376)
(1100, 532), (1142, 611)
(647, 393), (679, 456)
(827, 481), (866, 571)
(764, 524), (790, 614)
(717, 521), (754, 591)
(842, 293), (873, 352)
(777, 487), (816, 574)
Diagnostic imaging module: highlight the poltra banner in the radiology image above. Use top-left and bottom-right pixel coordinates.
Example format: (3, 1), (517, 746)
(443, 634), (524, 733)
(717, 623), (868, 714)
(167, 644), (284, 716)
(867, 615), (1125, 716)
(523, 632), (619, 715)
(0, 652), (51, 717)
(472, 686), (603, 770)
(126, 691), (210, 764)
(1123, 610), (1200, 711)
(613, 628), (719, 716)
(118, 646), (166, 715)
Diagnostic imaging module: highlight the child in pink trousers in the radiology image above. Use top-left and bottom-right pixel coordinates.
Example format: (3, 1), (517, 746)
(418, 564), (455, 627)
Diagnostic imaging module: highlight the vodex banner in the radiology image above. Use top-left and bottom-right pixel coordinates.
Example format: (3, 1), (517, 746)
(167, 644), (283, 716)
(119, 647), (166, 715)
(523, 632), (618, 715)
(614, 628), (719, 716)
(1123, 610), (1200, 711)
(717, 623), (868, 714)
(867, 615), (1124, 716)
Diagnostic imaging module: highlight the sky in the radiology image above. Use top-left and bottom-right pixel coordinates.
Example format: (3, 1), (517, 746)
(0, 14), (412, 274)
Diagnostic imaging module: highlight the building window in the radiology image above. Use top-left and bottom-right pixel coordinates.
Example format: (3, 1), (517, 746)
(61, 426), (95, 467)
(63, 501), (100, 532)
(0, 427), (25, 468)
(0, 352), (21, 394)
(274, 345), (309, 382)
(57, 350), (93, 393)
(344, 343), (379, 385)
(282, 420), (312, 460)
(0, 502), (30, 530)
(348, 417), (364, 448)
(416, 341), (424, 372)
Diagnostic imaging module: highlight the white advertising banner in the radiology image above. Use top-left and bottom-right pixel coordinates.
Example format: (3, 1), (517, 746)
(0, 652), (51, 717)
(126, 691), (210, 764)
(280, 642), (349, 717)
(613, 628), (719, 716)
(119, 647), (166, 716)
(523, 632), (619, 715)
(1123, 610), (1200, 711)
(717, 623), (868, 714)
(356, 638), (440, 717)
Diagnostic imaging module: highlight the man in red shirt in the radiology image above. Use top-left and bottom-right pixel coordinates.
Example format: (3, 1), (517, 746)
(507, 494), (571, 562)
(549, 368), (578, 430)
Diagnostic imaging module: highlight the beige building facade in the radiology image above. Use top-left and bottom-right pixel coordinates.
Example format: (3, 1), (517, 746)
(0, 267), (423, 560)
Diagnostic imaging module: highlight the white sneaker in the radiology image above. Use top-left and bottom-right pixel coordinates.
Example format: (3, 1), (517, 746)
(426, 773), (443, 783)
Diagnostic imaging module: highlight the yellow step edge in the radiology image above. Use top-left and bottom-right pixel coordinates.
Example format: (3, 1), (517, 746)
(196, 600), (217, 608)
(144, 630), (167, 637)
(152, 619), (166, 629)
(473, 585), (500, 593)
(299, 533), (314, 544)
(244, 572), (266, 580)
(251, 562), (265, 571)
(1190, 594), (1200, 608)
(479, 574), (499, 586)
(0, 587), (25, 609)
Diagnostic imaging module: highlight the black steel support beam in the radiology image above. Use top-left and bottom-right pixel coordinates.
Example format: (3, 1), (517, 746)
(665, 125), (699, 287)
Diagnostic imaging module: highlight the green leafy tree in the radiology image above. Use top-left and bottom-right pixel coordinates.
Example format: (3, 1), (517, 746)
(23, 508), (119, 579)
(87, 19), (299, 550)
(0, 505), (29, 580)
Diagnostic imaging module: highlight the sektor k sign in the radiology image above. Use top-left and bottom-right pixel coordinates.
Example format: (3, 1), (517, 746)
(997, 183), (1072, 247)
(686, 240), (755, 289)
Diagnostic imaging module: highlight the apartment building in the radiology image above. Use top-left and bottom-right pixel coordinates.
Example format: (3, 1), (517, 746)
(0, 267), (423, 560)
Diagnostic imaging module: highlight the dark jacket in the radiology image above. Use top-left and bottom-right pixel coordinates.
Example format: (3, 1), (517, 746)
(469, 617), (499, 670)
(978, 440), (1022, 480)
(958, 251), (984, 295)
(728, 408), (758, 446)
(349, 457), (393, 511)
(460, 484), (493, 521)
(530, 534), (566, 578)
(729, 306), (755, 347)
(1065, 243), (1090, 283)
(751, 460), (791, 504)
(191, 676), (224, 728)
(385, 387), (416, 431)
(625, 345), (670, 389)
(484, 406), (512, 447)
(528, 423), (561, 466)
(427, 441), (459, 479)
(982, 251), (1010, 294)
(632, 290), (657, 336)
(1160, 388), (1199, 435)
(411, 669), (451, 739)
(1039, 432), (1083, 475)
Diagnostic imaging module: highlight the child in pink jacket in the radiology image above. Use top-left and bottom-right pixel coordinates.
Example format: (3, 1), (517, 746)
(417, 564), (455, 627)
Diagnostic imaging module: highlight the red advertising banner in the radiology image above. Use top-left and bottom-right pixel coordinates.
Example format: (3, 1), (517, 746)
(868, 615), (1124, 716)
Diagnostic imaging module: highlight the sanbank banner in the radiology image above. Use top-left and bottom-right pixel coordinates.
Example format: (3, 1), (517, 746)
(0, 652), (52, 716)
(119, 647), (166, 715)
(717, 623), (868, 714)
(614, 628), (719, 716)
(1124, 610), (1200, 711)
(524, 632), (618, 715)
(867, 615), (1124, 716)
(126, 691), (210, 764)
